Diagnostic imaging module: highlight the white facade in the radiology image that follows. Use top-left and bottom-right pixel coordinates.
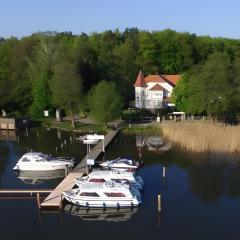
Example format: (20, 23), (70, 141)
(135, 82), (173, 109)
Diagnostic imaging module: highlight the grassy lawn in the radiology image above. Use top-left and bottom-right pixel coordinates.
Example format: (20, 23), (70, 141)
(42, 118), (107, 133)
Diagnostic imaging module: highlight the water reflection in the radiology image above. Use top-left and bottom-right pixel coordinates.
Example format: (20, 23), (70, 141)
(64, 203), (138, 222)
(0, 130), (16, 141)
(136, 134), (171, 157)
(15, 169), (65, 185)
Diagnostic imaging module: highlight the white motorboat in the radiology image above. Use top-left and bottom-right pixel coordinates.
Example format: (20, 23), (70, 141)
(16, 169), (65, 184)
(76, 134), (99, 144)
(64, 203), (138, 222)
(100, 157), (140, 171)
(83, 139), (99, 144)
(13, 152), (75, 171)
(63, 181), (141, 208)
(74, 169), (144, 190)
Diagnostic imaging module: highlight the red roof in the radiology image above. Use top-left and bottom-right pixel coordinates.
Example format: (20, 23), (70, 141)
(148, 84), (167, 91)
(144, 75), (166, 83)
(134, 70), (181, 88)
(134, 70), (146, 87)
(160, 75), (181, 86)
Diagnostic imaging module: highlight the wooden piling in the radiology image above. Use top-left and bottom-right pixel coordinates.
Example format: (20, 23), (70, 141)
(59, 194), (63, 210)
(162, 167), (166, 178)
(36, 192), (41, 209)
(157, 194), (161, 212)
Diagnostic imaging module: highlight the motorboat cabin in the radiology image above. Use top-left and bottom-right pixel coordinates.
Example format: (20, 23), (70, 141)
(100, 157), (140, 171)
(74, 170), (144, 190)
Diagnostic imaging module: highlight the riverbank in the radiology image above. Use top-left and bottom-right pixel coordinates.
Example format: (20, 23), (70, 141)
(159, 121), (240, 153)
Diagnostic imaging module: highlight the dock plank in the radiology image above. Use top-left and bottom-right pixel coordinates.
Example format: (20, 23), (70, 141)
(41, 172), (83, 207)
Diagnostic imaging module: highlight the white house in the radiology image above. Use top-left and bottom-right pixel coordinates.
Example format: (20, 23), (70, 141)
(134, 70), (181, 109)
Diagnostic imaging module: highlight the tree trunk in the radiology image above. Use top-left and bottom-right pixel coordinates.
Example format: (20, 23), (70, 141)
(69, 104), (75, 128)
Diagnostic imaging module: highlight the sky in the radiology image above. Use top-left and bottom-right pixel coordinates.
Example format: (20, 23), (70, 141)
(0, 0), (239, 39)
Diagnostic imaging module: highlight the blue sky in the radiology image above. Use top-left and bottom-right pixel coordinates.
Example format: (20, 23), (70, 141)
(1, 0), (239, 39)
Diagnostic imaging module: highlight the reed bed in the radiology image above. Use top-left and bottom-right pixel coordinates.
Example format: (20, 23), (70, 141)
(160, 121), (240, 153)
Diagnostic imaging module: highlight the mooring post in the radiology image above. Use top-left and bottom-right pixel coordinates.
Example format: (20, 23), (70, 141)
(59, 194), (63, 210)
(36, 192), (41, 210)
(162, 166), (166, 178)
(157, 194), (161, 212)
(103, 138), (105, 152)
(65, 165), (68, 176)
(25, 127), (28, 137)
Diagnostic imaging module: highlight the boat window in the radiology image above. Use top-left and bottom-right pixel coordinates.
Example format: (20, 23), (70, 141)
(21, 157), (30, 162)
(104, 192), (126, 197)
(35, 159), (46, 162)
(89, 178), (105, 183)
(80, 192), (100, 197)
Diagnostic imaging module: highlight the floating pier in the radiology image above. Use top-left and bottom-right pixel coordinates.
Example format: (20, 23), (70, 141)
(41, 128), (121, 208)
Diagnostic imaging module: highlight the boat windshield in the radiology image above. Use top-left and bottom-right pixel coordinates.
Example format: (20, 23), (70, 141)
(39, 154), (54, 161)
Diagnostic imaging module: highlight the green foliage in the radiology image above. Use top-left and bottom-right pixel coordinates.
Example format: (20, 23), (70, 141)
(2, 29), (240, 118)
(30, 70), (52, 118)
(88, 80), (123, 124)
(51, 60), (82, 111)
(173, 52), (240, 119)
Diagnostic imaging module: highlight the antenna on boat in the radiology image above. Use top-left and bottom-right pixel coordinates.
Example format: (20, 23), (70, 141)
(26, 147), (30, 152)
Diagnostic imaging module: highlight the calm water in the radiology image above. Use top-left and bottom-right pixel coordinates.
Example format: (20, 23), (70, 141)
(0, 128), (240, 240)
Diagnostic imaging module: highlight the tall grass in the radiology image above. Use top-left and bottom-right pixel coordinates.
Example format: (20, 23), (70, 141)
(160, 122), (240, 153)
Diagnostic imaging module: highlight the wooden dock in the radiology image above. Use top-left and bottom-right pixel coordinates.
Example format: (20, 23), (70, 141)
(74, 129), (121, 171)
(41, 128), (121, 208)
(41, 172), (83, 207)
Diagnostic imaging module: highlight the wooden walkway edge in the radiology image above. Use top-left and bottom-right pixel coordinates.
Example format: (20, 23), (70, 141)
(41, 172), (83, 207)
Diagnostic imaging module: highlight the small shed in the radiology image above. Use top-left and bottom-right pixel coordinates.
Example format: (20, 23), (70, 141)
(0, 118), (30, 130)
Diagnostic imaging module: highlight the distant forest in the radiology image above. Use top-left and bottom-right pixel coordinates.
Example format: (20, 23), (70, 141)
(1, 28), (240, 117)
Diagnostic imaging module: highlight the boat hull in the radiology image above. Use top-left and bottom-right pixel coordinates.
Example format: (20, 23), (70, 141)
(13, 163), (72, 171)
(64, 196), (140, 208)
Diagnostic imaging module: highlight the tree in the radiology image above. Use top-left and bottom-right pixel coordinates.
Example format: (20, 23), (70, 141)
(30, 70), (52, 118)
(173, 52), (234, 119)
(51, 61), (82, 127)
(88, 81), (123, 125)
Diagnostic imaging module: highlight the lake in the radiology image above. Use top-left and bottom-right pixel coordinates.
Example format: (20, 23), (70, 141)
(0, 127), (240, 240)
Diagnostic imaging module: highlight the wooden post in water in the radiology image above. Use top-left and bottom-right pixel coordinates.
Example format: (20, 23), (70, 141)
(162, 167), (166, 178)
(64, 165), (68, 177)
(157, 194), (161, 226)
(59, 194), (63, 210)
(25, 127), (28, 137)
(157, 194), (161, 212)
(36, 192), (41, 210)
